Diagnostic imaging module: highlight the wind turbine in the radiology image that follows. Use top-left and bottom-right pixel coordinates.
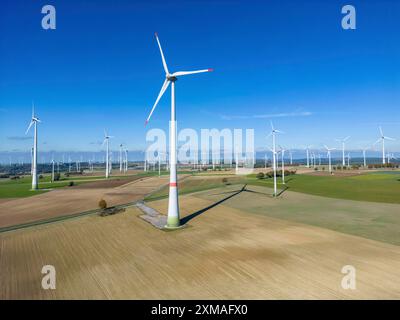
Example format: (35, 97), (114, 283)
(361, 146), (370, 167)
(267, 122), (283, 197)
(324, 145), (336, 174)
(335, 136), (350, 166)
(144, 33), (213, 228)
(311, 152), (316, 168)
(102, 130), (113, 178)
(374, 126), (395, 165)
(288, 150), (293, 165)
(25, 103), (41, 190)
(347, 153), (351, 167)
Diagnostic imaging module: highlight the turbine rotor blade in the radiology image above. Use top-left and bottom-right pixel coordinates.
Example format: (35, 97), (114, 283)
(145, 79), (170, 125)
(155, 33), (169, 75)
(373, 138), (381, 145)
(385, 136), (396, 141)
(379, 126), (384, 137)
(25, 121), (34, 135)
(171, 69), (213, 77)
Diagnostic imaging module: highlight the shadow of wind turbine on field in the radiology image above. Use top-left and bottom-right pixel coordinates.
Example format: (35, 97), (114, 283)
(180, 185), (248, 224)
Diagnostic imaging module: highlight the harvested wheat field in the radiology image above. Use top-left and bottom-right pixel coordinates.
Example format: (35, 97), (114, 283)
(1, 188), (400, 299)
(0, 175), (170, 229)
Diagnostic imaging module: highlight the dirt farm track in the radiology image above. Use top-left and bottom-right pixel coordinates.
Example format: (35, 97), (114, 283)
(1, 188), (400, 299)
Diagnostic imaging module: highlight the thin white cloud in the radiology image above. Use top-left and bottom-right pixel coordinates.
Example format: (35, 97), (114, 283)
(220, 111), (313, 120)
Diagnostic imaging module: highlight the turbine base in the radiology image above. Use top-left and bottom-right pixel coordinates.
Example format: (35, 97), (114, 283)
(165, 216), (181, 228)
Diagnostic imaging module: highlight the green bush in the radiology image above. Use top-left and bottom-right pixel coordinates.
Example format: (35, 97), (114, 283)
(68, 181), (74, 187)
(54, 173), (61, 181)
(256, 172), (265, 179)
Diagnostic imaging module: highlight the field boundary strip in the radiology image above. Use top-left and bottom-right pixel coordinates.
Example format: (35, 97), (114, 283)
(0, 200), (139, 234)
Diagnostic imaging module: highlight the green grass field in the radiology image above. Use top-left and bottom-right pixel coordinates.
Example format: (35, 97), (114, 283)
(145, 170), (400, 204)
(247, 171), (400, 204)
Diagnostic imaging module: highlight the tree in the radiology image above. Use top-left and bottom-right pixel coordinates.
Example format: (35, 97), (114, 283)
(98, 199), (107, 210)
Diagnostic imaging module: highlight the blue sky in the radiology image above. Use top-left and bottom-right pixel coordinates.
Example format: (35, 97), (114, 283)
(0, 0), (399, 156)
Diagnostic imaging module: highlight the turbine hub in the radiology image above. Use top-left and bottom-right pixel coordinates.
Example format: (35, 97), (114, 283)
(167, 76), (177, 82)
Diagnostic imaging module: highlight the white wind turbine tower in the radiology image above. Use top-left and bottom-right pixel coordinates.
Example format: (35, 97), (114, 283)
(235, 152), (239, 172)
(374, 126), (395, 165)
(109, 151), (113, 175)
(324, 145), (336, 174)
(145, 33), (213, 228)
(124, 149), (128, 172)
(347, 153), (351, 167)
(269, 148), (278, 196)
(335, 136), (350, 166)
(51, 157), (55, 183)
(361, 146), (370, 168)
(267, 122), (283, 197)
(25, 103), (41, 190)
(158, 152), (161, 177)
(102, 130), (113, 178)
(305, 145), (312, 168)
(288, 150), (293, 165)
(311, 152), (315, 168)
(119, 144), (123, 173)
(279, 146), (286, 185)
(30, 147), (34, 175)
